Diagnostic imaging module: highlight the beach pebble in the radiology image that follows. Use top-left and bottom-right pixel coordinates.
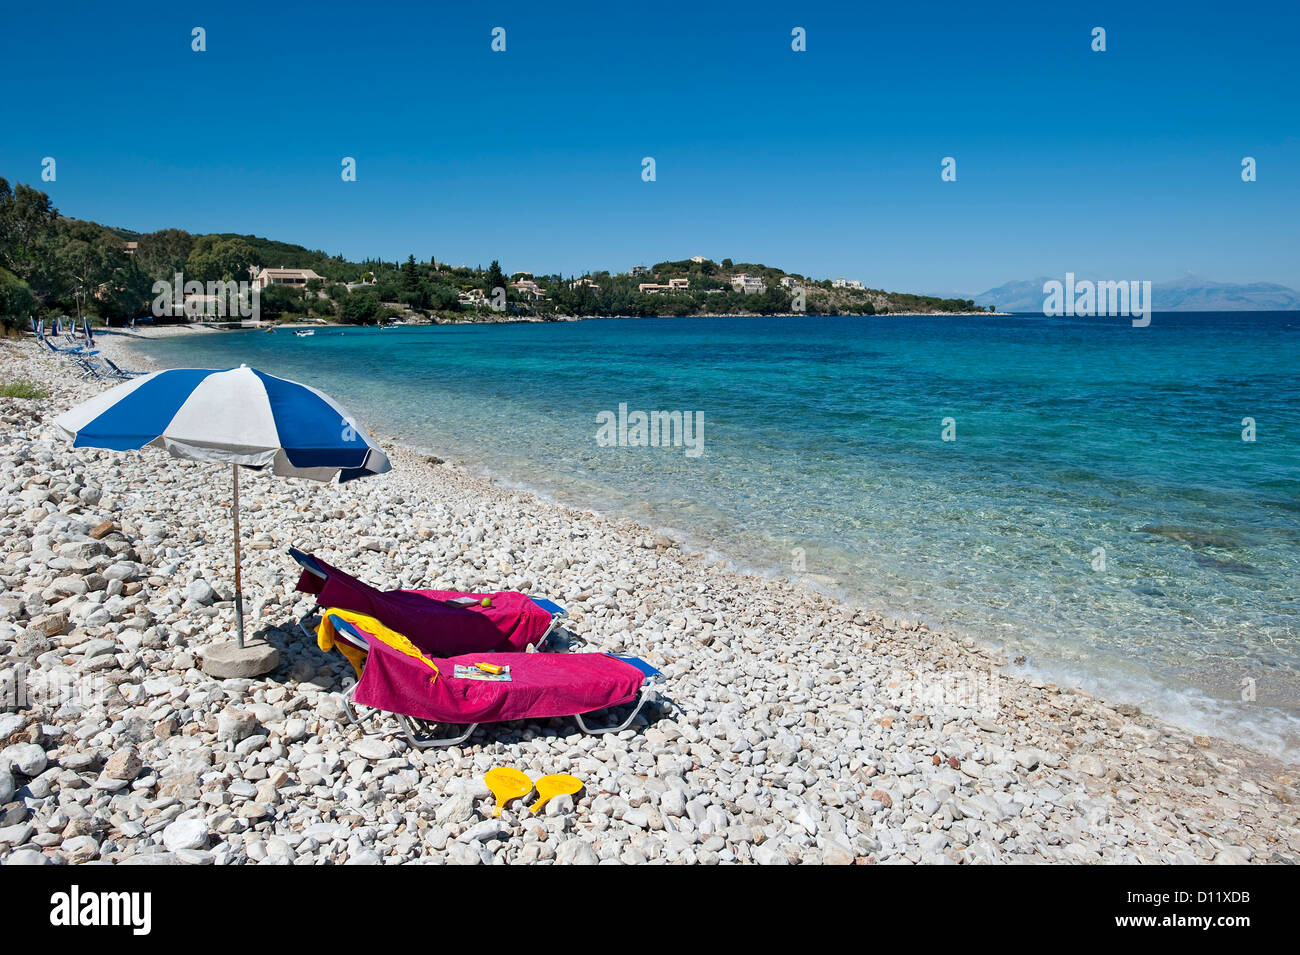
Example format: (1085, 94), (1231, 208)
(753, 842), (790, 865)
(0, 714), (26, 739)
(461, 820), (505, 843)
(102, 747), (143, 780)
(0, 823), (35, 846)
(1074, 755), (1106, 777)
(435, 795), (474, 826)
(2, 743), (48, 777)
(61, 835), (100, 863)
(162, 818), (210, 852)
(217, 708), (258, 743)
(186, 579), (217, 605)
(4, 849), (49, 865)
(350, 739), (396, 761)
(554, 838), (600, 865)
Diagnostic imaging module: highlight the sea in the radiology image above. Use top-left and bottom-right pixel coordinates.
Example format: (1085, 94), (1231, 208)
(129, 311), (1300, 760)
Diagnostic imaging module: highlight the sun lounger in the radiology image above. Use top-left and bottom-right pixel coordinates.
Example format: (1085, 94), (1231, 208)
(290, 548), (567, 654)
(37, 329), (83, 354)
(40, 336), (107, 379)
(99, 356), (140, 379)
(317, 609), (663, 747)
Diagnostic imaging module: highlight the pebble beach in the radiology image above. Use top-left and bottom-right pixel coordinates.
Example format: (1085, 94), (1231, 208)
(1, 329), (1297, 866)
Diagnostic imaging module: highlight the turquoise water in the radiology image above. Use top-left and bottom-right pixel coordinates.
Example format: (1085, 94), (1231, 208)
(131, 313), (1300, 758)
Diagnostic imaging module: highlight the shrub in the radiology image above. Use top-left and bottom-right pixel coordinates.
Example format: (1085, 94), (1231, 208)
(0, 379), (48, 399)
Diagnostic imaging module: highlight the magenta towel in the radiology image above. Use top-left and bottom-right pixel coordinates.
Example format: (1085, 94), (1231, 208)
(296, 556), (553, 655)
(351, 632), (647, 724)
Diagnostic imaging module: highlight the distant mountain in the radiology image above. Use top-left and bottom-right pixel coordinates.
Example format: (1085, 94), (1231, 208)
(974, 276), (1300, 312)
(1150, 276), (1300, 311)
(971, 279), (1053, 313)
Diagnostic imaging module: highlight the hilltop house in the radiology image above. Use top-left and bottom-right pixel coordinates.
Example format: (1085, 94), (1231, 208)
(511, 278), (547, 300)
(779, 276), (802, 289)
(831, 277), (864, 290)
(628, 265), (651, 277)
(639, 278), (690, 295)
(254, 267), (326, 289)
(731, 273), (766, 294)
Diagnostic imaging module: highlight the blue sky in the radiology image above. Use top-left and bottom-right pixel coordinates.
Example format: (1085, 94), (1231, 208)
(2, 0), (1297, 294)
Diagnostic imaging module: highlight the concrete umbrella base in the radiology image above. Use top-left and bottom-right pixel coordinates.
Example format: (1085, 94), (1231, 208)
(201, 638), (280, 679)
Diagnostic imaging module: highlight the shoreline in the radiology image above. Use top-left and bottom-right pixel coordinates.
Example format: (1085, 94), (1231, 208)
(98, 308), (1013, 338)
(1, 332), (1296, 864)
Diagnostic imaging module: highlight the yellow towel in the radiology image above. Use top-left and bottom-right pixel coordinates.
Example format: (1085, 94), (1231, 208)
(315, 608), (440, 684)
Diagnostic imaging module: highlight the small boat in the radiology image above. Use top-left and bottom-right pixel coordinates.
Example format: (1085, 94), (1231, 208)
(294, 329), (315, 338)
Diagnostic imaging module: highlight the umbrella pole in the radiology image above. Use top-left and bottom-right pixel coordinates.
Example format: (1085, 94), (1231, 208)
(232, 464), (245, 649)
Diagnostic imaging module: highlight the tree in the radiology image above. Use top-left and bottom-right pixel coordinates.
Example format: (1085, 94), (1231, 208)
(100, 255), (155, 325)
(51, 220), (124, 317)
(427, 283), (459, 311)
(401, 254), (420, 292)
(484, 260), (506, 295)
(0, 178), (58, 305)
(186, 236), (257, 282)
(259, 283), (303, 319)
(0, 267), (36, 334)
(340, 288), (380, 324)
(136, 228), (194, 281)
(0, 179), (57, 279)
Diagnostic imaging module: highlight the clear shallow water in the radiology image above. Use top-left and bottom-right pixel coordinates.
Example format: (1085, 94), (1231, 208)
(131, 313), (1300, 759)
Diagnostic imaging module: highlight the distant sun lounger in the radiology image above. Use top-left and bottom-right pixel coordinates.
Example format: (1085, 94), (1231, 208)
(40, 335), (104, 378)
(290, 547), (568, 654)
(316, 608), (663, 747)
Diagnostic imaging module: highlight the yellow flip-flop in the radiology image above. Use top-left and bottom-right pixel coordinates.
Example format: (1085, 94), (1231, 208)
(484, 767), (533, 817)
(530, 773), (583, 814)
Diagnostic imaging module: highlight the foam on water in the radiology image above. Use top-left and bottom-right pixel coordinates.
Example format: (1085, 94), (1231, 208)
(130, 312), (1300, 758)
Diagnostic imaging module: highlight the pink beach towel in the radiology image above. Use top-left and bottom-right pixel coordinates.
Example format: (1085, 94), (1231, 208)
(296, 556), (553, 655)
(350, 628), (647, 724)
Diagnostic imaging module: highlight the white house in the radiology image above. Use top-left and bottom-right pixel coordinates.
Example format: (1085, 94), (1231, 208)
(254, 267), (326, 289)
(731, 273), (766, 294)
(511, 278), (547, 300)
(639, 278), (690, 295)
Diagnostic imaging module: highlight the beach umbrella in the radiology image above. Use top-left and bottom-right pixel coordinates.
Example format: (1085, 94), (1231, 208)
(53, 365), (391, 661)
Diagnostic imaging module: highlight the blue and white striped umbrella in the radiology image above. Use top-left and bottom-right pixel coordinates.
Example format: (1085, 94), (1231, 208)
(54, 364), (390, 482)
(54, 365), (391, 653)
